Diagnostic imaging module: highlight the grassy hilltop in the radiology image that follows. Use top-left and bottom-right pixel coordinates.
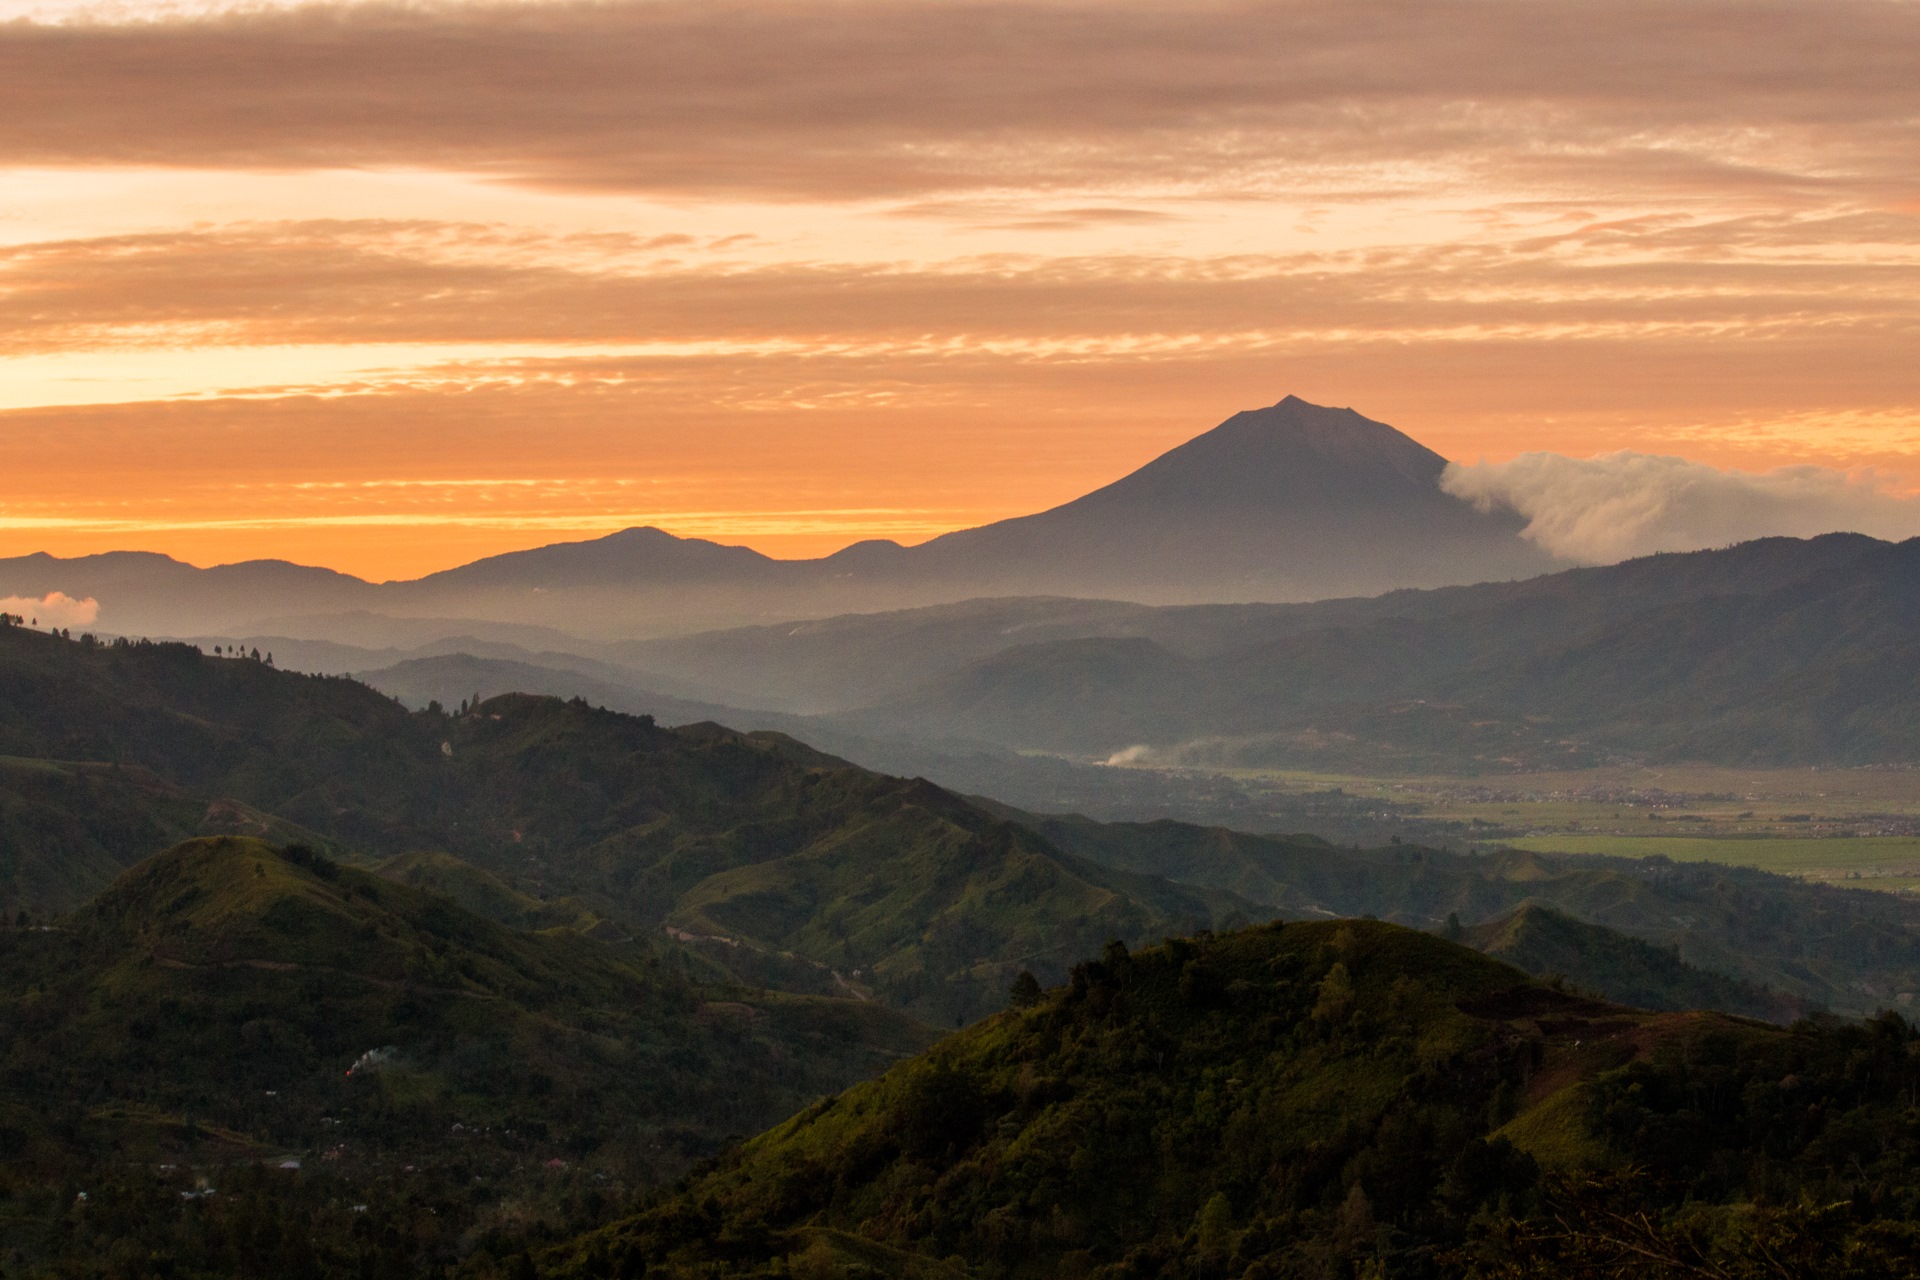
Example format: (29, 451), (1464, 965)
(549, 919), (1920, 1280)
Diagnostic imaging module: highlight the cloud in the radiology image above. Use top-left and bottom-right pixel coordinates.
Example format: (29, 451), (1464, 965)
(5, 213), (1916, 357)
(0, 590), (101, 626)
(0, 1), (1915, 201)
(1442, 453), (1920, 564)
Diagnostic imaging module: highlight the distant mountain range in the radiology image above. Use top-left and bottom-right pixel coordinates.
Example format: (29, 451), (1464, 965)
(85, 531), (1915, 817)
(204, 532), (1920, 776)
(0, 397), (1560, 639)
(618, 532), (1920, 770)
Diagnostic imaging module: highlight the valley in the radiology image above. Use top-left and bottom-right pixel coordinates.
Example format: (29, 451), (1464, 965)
(1136, 761), (1920, 894)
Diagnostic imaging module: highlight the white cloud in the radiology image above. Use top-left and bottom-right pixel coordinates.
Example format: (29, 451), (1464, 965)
(0, 591), (101, 627)
(1442, 452), (1920, 564)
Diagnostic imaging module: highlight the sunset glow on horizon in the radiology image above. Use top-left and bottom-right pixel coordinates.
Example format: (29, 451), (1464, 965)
(4, 0), (1918, 580)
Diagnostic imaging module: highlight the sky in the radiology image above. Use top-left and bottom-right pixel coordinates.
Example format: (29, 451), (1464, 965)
(2, 0), (1917, 581)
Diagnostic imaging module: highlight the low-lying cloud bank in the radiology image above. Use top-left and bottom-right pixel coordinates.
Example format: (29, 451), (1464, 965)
(1442, 453), (1920, 564)
(0, 590), (100, 627)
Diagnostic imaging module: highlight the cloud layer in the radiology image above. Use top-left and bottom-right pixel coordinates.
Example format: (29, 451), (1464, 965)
(3, 0), (1916, 200)
(0, 591), (101, 627)
(1443, 454), (1920, 564)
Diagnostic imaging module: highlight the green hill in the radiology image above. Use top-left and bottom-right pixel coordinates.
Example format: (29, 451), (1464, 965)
(546, 920), (1920, 1280)
(0, 626), (1232, 1023)
(0, 753), (336, 917)
(1458, 902), (1813, 1023)
(373, 849), (602, 932)
(1021, 812), (1920, 1017)
(9, 624), (1916, 1021)
(0, 836), (934, 1272)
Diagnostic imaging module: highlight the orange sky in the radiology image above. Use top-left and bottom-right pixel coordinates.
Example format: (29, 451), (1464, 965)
(2, 0), (1917, 581)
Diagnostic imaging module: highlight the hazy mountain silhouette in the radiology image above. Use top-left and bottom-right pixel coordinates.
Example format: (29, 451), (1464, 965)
(0, 397), (1561, 638)
(834, 533), (1920, 769)
(854, 394), (1557, 599)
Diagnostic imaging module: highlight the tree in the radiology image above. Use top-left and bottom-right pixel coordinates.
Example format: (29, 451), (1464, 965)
(1313, 963), (1355, 1024)
(1009, 971), (1042, 1009)
(1196, 1192), (1235, 1260)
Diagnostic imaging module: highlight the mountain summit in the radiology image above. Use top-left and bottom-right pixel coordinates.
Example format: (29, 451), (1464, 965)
(890, 395), (1559, 602)
(1, 397), (1560, 636)
(1059, 394), (1461, 509)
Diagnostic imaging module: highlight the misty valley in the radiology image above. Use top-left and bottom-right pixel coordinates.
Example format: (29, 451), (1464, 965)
(1, 400), (1918, 1278)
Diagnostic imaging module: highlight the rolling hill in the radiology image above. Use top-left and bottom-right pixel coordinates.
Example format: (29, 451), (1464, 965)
(0, 622), (1232, 1024)
(544, 919), (1920, 1279)
(6, 620), (1916, 1019)
(632, 532), (1920, 771)
(0, 836), (933, 1272)
(1015, 810), (1920, 1017)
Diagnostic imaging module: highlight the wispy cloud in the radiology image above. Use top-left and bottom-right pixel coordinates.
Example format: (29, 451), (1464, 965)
(1, 1), (1916, 201)
(5, 216), (1915, 358)
(1443, 453), (1920, 563)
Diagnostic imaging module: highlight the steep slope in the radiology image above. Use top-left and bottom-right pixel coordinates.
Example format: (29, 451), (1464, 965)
(546, 920), (1920, 1279)
(373, 849), (601, 931)
(0, 754), (335, 916)
(0, 625), (1235, 1023)
(0, 838), (930, 1159)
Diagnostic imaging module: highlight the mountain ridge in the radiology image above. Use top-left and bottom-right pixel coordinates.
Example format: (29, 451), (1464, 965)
(0, 397), (1561, 638)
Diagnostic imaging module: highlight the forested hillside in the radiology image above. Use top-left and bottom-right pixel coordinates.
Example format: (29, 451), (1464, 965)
(7, 622), (1918, 1019)
(546, 920), (1920, 1279)
(0, 836), (933, 1273)
(1019, 813), (1920, 1017)
(4, 625), (1919, 1276)
(0, 624), (1226, 1024)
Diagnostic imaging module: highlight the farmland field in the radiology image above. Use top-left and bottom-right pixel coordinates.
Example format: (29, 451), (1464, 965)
(1190, 762), (1920, 894)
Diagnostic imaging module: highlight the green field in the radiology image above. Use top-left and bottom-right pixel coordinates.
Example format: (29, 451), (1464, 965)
(1502, 834), (1920, 888)
(1202, 762), (1920, 895)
